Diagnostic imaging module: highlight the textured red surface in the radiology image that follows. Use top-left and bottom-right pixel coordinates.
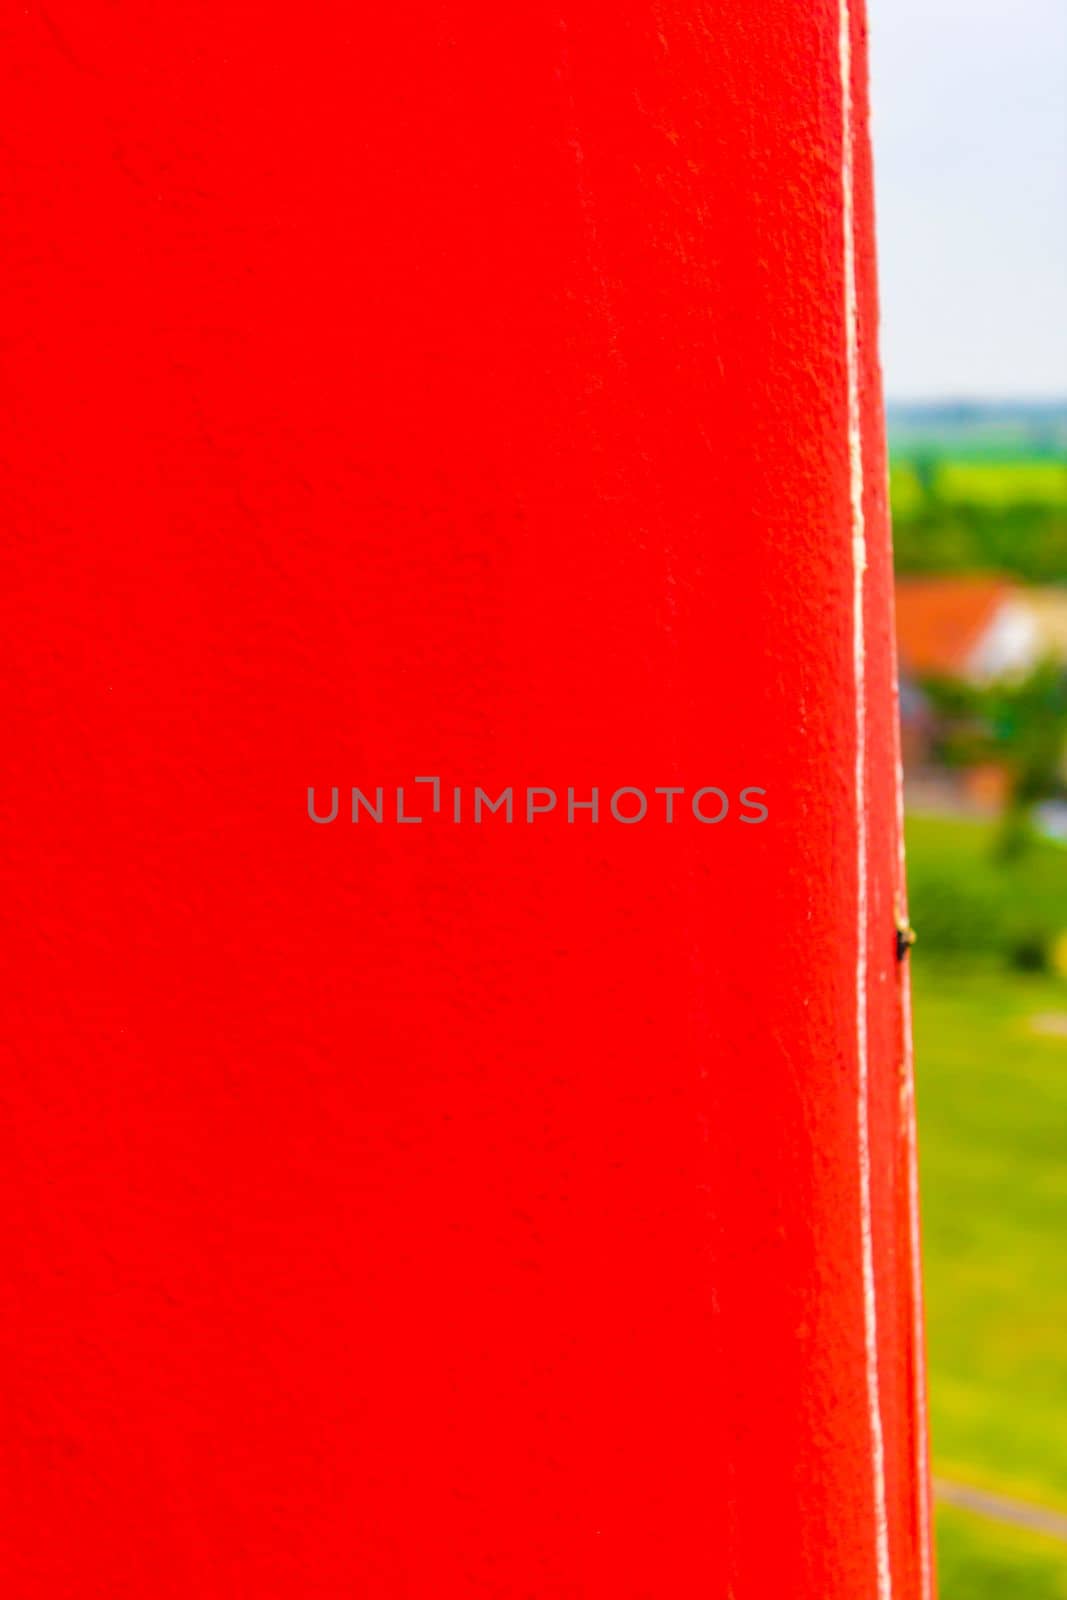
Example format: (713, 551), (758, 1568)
(2, 2), (932, 1594)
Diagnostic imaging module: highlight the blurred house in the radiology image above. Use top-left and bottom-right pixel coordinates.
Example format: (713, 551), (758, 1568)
(894, 577), (1041, 684)
(1023, 587), (1067, 663)
(894, 579), (1067, 815)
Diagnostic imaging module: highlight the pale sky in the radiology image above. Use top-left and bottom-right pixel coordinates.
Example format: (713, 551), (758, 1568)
(868, 0), (1066, 400)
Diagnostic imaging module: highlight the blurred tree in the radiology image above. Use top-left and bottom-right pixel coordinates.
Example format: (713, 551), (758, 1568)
(987, 662), (1067, 859)
(917, 663), (1067, 860)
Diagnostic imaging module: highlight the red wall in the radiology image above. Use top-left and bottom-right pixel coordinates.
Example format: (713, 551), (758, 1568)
(3, 2), (933, 1594)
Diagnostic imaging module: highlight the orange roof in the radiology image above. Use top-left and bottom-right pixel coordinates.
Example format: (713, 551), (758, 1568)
(894, 577), (1012, 677)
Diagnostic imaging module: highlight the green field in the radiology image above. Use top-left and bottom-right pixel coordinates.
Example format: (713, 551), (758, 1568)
(889, 451), (1067, 580)
(891, 458), (1067, 517)
(907, 814), (1067, 1593)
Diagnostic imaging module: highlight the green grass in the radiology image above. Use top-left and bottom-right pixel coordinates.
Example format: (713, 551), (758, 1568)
(906, 812), (1067, 967)
(934, 1505), (1067, 1599)
(907, 813), (1067, 1592)
(913, 960), (1067, 1507)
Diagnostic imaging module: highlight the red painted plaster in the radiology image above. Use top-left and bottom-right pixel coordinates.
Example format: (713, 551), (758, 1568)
(2, 3), (932, 1594)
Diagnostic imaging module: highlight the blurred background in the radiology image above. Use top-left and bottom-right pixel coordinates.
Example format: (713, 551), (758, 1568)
(869, 0), (1067, 1593)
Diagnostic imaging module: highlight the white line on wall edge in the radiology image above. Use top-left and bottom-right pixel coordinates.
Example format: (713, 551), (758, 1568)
(839, 3), (894, 1597)
(892, 607), (935, 1591)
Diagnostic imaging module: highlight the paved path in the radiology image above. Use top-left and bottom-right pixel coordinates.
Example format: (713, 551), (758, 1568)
(935, 1477), (1067, 1543)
